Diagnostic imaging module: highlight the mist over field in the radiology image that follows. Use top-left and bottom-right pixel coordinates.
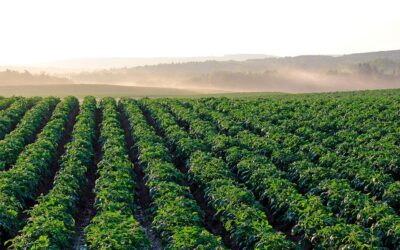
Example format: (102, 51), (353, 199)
(1, 50), (399, 95)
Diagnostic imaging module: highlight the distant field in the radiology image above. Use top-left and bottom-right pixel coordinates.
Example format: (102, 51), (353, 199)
(1, 84), (399, 100)
(0, 83), (292, 98)
(0, 84), (200, 98)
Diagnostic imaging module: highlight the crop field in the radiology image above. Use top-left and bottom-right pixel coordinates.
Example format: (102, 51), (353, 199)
(0, 89), (399, 249)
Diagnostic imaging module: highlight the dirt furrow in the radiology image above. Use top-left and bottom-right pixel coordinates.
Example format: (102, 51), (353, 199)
(119, 106), (163, 250)
(72, 108), (101, 250)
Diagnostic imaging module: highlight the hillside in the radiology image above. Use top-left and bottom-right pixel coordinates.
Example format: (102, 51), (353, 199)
(69, 50), (400, 92)
(1, 50), (399, 94)
(0, 70), (72, 85)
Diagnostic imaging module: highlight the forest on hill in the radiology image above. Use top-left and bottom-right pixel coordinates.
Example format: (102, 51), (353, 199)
(1, 50), (399, 94)
(69, 50), (400, 92)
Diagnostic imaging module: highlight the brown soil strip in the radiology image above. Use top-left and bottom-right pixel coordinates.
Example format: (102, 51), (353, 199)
(119, 106), (163, 250)
(72, 107), (101, 249)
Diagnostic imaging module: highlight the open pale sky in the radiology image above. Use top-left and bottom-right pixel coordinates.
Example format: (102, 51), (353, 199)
(0, 0), (399, 65)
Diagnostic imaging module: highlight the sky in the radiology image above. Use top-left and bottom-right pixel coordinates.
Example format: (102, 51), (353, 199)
(0, 0), (399, 65)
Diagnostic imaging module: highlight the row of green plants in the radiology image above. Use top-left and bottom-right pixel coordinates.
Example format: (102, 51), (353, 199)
(85, 98), (149, 249)
(202, 97), (400, 212)
(231, 97), (397, 197)
(0, 96), (78, 238)
(186, 98), (400, 248)
(120, 98), (225, 249)
(209, 96), (400, 210)
(8, 96), (97, 249)
(141, 100), (295, 249)
(0, 97), (59, 171)
(196, 98), (400, 237)
(0, 97), (38, 140)
(165, 99), (379, 249)
(0, 97), (19, 111)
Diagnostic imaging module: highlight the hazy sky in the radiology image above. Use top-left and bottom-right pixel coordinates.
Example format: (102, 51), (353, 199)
(0, 0), (399, 65)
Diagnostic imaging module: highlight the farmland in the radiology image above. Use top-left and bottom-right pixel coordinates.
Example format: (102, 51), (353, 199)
(0, 89), (399, 249)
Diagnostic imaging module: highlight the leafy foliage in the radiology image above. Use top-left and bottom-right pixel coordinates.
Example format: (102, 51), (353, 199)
(1, 90), (399, 249)
(0, 97), (78, 236)
(0, 97), (38, 140)
(0, 97), (59, 171)
(8, 96), (96, 249)
(143, 100), (294, 249)
(120, 98), (225, 249)
(85, 98), (149, 249)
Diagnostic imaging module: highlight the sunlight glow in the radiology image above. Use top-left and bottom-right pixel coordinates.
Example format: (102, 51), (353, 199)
(0, 0), (399, 65)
